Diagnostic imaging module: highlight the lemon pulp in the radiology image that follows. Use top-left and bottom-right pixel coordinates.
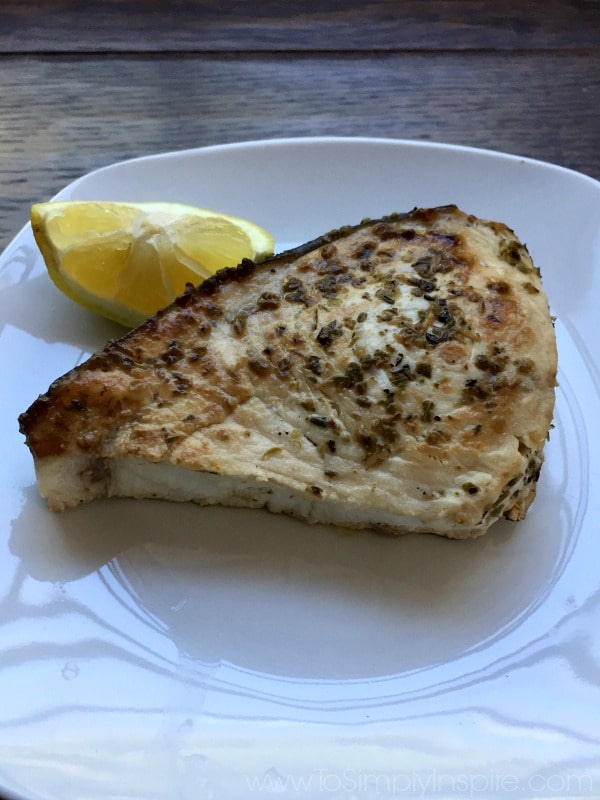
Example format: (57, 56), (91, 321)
(31, 201), (274, 327)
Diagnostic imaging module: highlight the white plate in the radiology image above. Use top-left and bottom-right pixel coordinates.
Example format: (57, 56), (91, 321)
(1, 137), (599, 799)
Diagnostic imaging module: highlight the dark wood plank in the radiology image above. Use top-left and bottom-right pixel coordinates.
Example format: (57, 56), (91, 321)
(0, 0), (598, 53)
(1, 51), (597, 247)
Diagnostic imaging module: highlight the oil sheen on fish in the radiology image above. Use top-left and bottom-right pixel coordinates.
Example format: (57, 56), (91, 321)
(19, 205), (557, 539)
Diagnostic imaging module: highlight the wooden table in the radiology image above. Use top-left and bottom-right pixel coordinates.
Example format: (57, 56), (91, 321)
(0, 0), (598, 250)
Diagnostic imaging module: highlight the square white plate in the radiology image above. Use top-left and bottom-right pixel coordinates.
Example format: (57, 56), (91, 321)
(1, 138), (599, 799)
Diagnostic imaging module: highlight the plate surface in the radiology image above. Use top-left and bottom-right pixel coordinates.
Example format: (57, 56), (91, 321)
(1, 137), (599, 799)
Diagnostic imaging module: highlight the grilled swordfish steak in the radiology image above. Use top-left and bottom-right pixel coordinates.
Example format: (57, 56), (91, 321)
(19, 205), (557, 539)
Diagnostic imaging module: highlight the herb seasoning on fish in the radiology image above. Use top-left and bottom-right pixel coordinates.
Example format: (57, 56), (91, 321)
(19, 205), (557, 540)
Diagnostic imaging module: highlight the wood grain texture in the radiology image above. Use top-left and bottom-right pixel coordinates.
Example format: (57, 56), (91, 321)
(1, 0), (599, 52)
(1, 51), (598, 248)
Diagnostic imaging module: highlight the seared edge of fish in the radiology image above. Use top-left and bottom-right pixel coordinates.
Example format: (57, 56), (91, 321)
(19, 205), (557, 539)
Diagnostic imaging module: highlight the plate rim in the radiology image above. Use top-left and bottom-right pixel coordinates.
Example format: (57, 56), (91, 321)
(64, 133), (600, 190)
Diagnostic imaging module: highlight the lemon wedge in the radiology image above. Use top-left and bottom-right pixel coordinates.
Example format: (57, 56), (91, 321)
(30, 201), (275, 327)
